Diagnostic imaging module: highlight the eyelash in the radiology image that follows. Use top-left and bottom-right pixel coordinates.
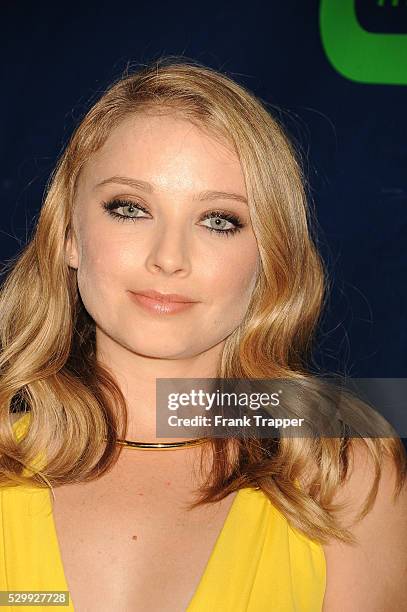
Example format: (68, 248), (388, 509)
(101, 198), (245, 238)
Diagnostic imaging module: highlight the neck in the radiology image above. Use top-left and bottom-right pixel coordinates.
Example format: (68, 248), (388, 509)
(96, 329), (224, 443)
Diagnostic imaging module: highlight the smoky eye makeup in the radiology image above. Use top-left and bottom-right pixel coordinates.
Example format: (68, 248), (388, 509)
(100, 197), (247, 238)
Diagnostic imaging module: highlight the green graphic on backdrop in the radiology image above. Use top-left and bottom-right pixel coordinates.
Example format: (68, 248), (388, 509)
(320, 0), (407, 85)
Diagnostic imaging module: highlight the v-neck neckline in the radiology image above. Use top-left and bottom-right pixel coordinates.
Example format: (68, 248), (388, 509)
(11, 414), (249, 610)
(46, 485), (246, 611)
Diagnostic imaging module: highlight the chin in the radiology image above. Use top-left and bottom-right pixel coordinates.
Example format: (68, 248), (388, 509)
(125, 339), (193, 359)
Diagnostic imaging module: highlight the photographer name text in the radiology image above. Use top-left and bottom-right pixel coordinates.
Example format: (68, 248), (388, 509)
(167, 415), (304, 428)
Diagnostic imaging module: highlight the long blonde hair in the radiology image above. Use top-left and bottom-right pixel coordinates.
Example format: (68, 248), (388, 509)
(1, 56), (405, 544)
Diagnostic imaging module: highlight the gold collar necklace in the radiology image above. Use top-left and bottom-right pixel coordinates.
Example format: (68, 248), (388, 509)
(114, 437), (208, 450)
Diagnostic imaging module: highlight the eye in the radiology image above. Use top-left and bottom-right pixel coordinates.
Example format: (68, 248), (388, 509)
(101, 198), (245, 238)
(199, 210), (244, 238)
(101, 198), (149, 222)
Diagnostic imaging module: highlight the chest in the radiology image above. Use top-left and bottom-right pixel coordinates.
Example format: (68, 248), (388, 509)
(51, 481), (237, 612)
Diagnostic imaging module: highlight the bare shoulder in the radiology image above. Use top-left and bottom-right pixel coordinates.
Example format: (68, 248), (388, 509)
(322, 439), (407, 612)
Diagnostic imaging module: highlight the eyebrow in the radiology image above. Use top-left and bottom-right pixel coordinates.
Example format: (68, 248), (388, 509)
(94, 175), (248, 205)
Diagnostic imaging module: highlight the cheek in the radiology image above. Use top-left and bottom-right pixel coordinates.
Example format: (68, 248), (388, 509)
(218, 248), (259, 298)
(75, 236), (133, 333)
(76, 232), (129, 300)
(226, 270), (258, 311)
(208, 246), (259, 323)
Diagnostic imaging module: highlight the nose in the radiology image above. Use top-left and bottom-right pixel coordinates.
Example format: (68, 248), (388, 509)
(145, 224), (191, 276)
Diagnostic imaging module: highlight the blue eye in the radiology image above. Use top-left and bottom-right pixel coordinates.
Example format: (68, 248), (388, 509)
(200, 210), (244, 237)
(102, 198), (148, 221)
(101, 198), (245, 238)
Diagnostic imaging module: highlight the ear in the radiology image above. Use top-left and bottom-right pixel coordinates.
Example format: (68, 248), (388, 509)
(65, 229), (79, 270)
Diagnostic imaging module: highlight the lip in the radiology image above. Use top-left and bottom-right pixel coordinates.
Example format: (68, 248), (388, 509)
(130, 289), (197, 303)
(128, 290), (198, 316)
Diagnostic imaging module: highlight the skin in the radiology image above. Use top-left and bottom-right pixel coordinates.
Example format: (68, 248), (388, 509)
(66, 112), (260, 442)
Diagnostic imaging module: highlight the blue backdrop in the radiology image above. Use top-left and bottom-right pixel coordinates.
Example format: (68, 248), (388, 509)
(1, 1), (406, 439)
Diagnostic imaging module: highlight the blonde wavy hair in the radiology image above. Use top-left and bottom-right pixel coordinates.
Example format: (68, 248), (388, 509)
(0, 56), (405, 544)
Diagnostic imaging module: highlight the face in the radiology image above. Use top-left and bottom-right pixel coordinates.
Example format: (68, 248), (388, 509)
(67, 113), (260, 360)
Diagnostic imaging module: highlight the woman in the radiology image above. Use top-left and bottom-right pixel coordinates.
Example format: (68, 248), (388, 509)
(0, 57), (406, 611)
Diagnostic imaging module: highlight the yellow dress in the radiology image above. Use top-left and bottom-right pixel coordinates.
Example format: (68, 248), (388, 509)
(0, 413), (326, 611)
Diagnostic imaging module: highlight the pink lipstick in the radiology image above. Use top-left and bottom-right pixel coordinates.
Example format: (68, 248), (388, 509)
(128, 289), (199, 316)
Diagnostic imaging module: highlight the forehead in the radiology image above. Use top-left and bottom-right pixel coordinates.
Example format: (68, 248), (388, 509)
(77, 113), (245, 195)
